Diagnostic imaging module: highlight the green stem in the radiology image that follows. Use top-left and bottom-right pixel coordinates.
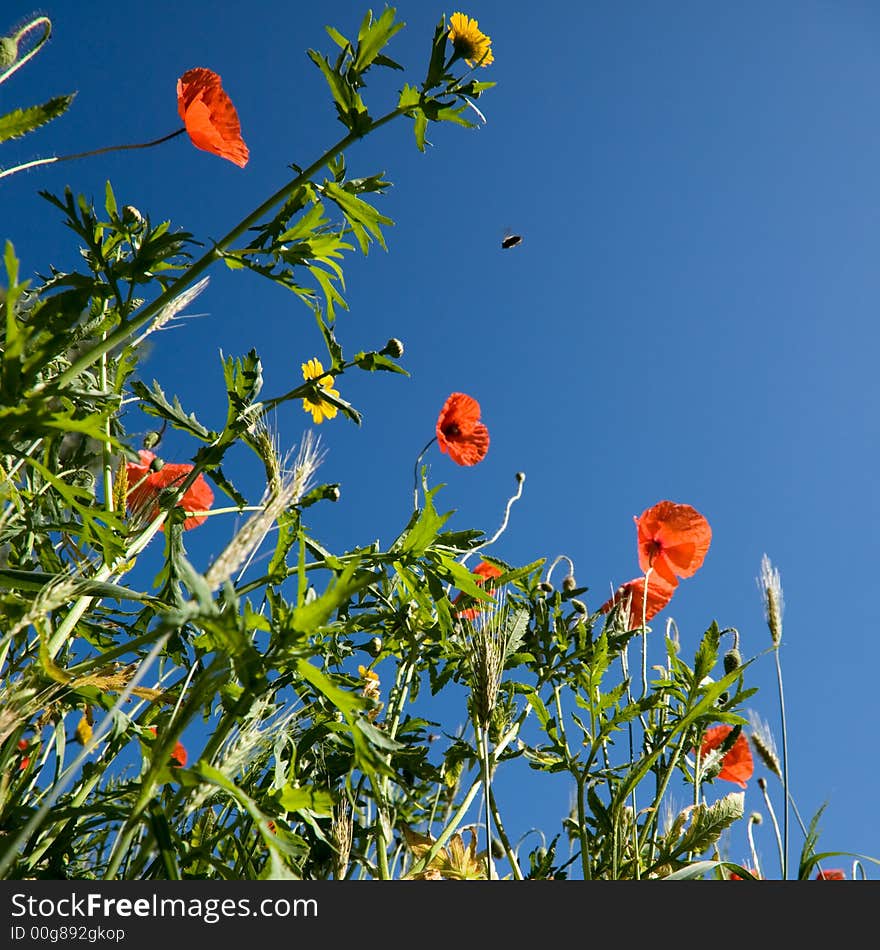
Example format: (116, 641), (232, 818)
(0, 16), (52, 86)
(406, 715), (525, 879)
(576, 773), (592, 880)
(0, 631), (170, 879)
(488, 785), (522, 880)
(412, 437), (436, 509)
(773, 646), (790, 879)
(34, 108), (404, 397)
(478, 724), (495, 880)
(758, 777), (785, 878)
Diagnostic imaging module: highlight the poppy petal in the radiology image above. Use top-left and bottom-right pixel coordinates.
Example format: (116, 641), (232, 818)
(177, 67), (249, 167)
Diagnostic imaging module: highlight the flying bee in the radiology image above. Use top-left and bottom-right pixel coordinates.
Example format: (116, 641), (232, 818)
(501, 229), (523, 250)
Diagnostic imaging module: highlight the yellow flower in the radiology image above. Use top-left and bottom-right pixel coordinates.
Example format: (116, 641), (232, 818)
(74, 714), (93, 745)
(301, 357), (340, 424)
(448, 12), (494, 68)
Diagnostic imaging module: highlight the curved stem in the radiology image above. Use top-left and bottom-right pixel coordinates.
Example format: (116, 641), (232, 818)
(412, 437), (436, 509)
(0, 16), (52, 85)
(0, 129), (187, 180)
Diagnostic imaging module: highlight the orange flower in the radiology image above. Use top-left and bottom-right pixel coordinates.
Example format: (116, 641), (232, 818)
(436, 393), (489, 466)
(125, 450), (214, 531)
(599, 573), (678, 627)
(177, 67), (249, 167)
(453, 561), (503, 620)
(635, 500), (712, 586)
(148, 726), (188, 768)
(815, 869), (845, 880)
(729, 869), (761, 880)
(698, 725), (754, 789)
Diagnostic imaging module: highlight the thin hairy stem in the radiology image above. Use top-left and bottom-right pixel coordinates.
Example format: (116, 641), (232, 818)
(0, 129), (187, 180)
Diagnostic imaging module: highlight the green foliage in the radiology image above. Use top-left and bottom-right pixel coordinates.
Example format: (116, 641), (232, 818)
(0, 6), (869, 886)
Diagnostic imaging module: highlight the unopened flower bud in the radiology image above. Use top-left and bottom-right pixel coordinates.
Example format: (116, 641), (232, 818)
(515, 472), (525, 483)
(122, 205), (144, 228)
(723, 648), (742, 676)
(0, 36), (18, 68)
(538, 581), (553, 593)
(142, 429), (163, 450)
(749, 812), (763, 825)
(367, 636), (382, 657)
(381, 338), (404, 358)
(327, 485), (340, 502)
(571, 598), (587, 614)
(562, 574), (576, 593)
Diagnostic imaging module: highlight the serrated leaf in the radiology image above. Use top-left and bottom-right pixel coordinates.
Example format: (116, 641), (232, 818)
(352, 6), (405, 74)
(675, 793), (744, 857)
(323, 180), (393, 254)
(0, 94), (75, 145)
(130, 378), (214, 440)
(352, 351), (409, 375)
(390, 484), (452, 555)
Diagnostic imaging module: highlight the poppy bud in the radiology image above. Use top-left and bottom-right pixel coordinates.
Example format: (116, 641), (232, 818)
(723, 648), (742, 676)
(571, 598), (587, 614)
(562, 574), (576, 593)
(122, 205), (144, 229)
(0, 36), (17, 67)
(538, 581), (553, 593)
(142, 429), (163, 450)
(367, 636), (382, 657)
(515, 472), (525, 483)
(327, 485), (340, 502)
(381, 338), (404, 358)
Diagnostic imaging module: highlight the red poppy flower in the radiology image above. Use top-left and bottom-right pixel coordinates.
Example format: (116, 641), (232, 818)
(599, 573), (678, 627)
(177, 67), (249, 167)
(729, 869), (761, 880)
(815, 869), (845, 880)
(17, 738), (30, 771)
(169, 741), (188, 768)
(148, 726), (188, 768)
(453, 561), (503, 620)
(697, 724), (754, 789)
(125, 450), (214, 531)
(635, 500), (712, 586)
(435, 393), (489, 466)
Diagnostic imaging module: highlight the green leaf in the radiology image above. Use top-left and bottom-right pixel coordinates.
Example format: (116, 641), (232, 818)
(662, 860), (728, 880)
(398, 83), (421, 111)
(424, 17), (451, 90)
(275, 784), (335, 816)
(288, 559), (373, 634)
(0, 94), (75, 144)
(221, 348), (263, 433)
(307, 49), (370, 133)
(413, 109), (428, 152)
(675, 792), (744, 857)
(391, 484), (453, 555)
(295, 658), (389, 777)
(129, 378), (214, 441)
(352, 6), (405, 74)
(323, 180), (393, 254)
(352, 351), (409, 375)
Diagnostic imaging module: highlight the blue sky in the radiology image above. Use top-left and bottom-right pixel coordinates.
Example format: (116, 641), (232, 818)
(4, 0), (880, 877)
